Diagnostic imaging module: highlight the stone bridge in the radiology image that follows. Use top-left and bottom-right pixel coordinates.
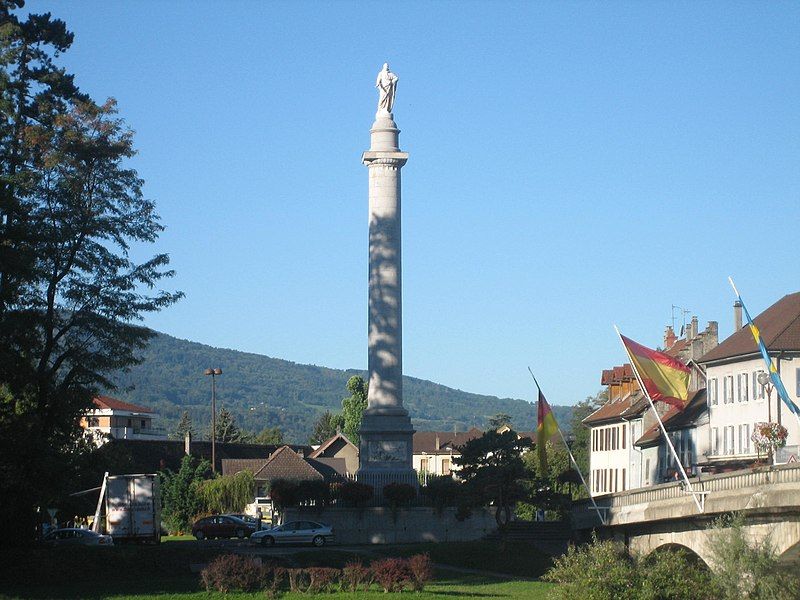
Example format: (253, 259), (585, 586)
(572, 463), (800, 567)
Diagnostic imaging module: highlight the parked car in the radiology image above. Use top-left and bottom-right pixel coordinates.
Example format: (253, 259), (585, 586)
(223, 513), (260, 527)
(192, 515), (256, 540)
(43, 528), (114, 547)
(250, 520), (334, 547)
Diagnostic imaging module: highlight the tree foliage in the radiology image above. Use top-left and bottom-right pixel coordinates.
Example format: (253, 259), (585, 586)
(172, 410), (195, 440)
(308, 410), (344, 444)
(215, 407), (242, 443)
(488, 413), (512, 429)
(249, 426), (283, 445)
(0, 2), (180, 543)
(341, 375), (367, 445)
(160, 455), (211, 534)
(195, 470), (254, 515)
(453, 429), (530, 526)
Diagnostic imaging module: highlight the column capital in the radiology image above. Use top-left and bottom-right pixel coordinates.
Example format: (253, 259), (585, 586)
(362, 151), (408, 167)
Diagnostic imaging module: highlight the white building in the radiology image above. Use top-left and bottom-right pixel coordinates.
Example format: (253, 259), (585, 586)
(81, 396), (167, 444)
(699, 293), (800, 469)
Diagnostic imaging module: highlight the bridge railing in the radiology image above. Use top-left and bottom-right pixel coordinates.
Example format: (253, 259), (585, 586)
(576, 463), (800, 511)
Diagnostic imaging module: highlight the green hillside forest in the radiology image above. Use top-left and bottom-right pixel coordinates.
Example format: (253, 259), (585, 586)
(109, 332), (575, 443)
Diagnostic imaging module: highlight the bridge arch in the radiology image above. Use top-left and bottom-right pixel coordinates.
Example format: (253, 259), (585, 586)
(645, 542), (709, 568)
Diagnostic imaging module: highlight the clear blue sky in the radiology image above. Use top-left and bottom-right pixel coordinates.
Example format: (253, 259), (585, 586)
(21, 1), (800, 408)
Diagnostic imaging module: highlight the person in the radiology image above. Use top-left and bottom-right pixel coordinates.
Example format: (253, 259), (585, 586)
(375, 63), (398, 113)
(255, 506), (262, 531)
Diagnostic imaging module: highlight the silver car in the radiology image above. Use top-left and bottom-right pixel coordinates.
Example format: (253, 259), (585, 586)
(250, 520), (334, 547)
(43, 528), (114, 547)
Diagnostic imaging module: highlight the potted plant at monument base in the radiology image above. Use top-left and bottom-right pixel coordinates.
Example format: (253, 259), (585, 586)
(751, 422), (788, 466)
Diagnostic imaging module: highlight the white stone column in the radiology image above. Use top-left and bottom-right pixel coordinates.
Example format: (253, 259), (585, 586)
(356, 109), (417, 497)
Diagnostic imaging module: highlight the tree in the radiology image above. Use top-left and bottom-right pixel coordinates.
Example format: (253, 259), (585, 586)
(0, 4), (181, 543)
(453, 429), (530, 526)
(251, 426), (283, 445)
(488, 413), (512, 429)
(173, 410), (195, 440)
(342, 375), (368, 445)
(195, 470), (254, 514)
(160, 455), (211, 534)
(215, 407), (242, 443)
(309, 410), (344, 444)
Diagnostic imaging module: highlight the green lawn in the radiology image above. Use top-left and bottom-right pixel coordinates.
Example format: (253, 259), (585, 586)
(0, 541), (554, 600)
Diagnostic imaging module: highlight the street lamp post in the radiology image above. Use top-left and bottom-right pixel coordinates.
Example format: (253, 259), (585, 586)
(205, 368), (222, 472)
(758, 371), (774, 423)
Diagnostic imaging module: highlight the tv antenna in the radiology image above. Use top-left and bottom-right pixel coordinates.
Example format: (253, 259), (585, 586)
(671, 304), (691, 337)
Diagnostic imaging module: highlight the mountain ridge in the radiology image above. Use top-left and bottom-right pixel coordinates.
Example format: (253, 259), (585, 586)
(109, 331), (574, 443)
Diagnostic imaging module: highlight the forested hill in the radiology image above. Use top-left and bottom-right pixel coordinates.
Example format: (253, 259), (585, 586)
(109, 332), (574, 443)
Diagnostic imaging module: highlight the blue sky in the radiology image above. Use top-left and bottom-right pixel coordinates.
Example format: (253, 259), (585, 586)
(21, 1), (800, 407)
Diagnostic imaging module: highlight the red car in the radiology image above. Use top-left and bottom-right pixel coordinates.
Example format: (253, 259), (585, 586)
(192, 515), (256, 540)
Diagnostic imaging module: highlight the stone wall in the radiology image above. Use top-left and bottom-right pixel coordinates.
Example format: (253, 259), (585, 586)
(282, 506), (496, 545)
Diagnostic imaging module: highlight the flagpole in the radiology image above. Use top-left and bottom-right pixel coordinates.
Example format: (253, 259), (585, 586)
(614, 326), (705, 513)
(728, 277), (800, 433)
(528, 367), (606, 525)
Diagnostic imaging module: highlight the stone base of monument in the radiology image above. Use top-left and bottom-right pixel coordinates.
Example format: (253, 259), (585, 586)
(281, 506), (496, 545)
(356, 410), (417, 503)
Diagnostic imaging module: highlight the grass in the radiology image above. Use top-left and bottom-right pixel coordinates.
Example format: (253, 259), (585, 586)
(0, 540), (555, 599)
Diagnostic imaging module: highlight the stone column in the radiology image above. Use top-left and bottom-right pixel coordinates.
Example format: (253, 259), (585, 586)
(356, 106), (417, 497)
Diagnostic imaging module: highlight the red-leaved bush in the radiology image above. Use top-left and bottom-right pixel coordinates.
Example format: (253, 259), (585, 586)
(342, 560), (371, 592)
(408, 553), (434, 591)
(371, 557), (412, 592)
(200, 554), (267, 593)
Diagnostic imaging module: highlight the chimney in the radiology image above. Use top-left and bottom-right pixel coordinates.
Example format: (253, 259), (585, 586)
(184, 431), (192, 455)
(435, 435), (440, 451)
(690, 315), (698, 339)
(706, 321), (719, 351)
(734, 301), (743, 332)
(664, 326), (677, 349)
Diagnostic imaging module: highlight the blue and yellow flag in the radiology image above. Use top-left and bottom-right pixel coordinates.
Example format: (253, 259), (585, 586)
(734, 285), (800, 418)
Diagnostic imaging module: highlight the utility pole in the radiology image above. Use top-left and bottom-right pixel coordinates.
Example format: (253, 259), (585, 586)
(204, 368), (222, 472)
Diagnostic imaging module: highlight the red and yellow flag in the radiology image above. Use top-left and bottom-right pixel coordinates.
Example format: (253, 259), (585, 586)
(537, 389), (559, 473)
(620, 334), (690, 409)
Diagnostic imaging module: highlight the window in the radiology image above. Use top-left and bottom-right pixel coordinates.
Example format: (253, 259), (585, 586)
(743, 424), (751, 454)
(796, 368), (800, 397)
(709, 378), (718, 406)
(724, 375), (734, 404)
(441, 458), (451, 476)
(645, 459), (651, 485)
(622, 468), (626, 491)
(88, 417), (99, 427)
(141, 419), (147, 428)
(612, 427), (617, 450)
(622, 424), (626, 449)
(420, 458), (429, 472)
(740, 374), (749, 402)
(711, 427), (720, 455)
(127, 419), (132, 427)
(724, 426), (735, 455)
(753, 371), (765, 401)
(614, 469), (618, 493)
(606, 428), (610, 450)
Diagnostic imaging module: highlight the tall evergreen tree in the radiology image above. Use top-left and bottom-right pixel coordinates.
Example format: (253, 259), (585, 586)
(309, 410), (344, 444)
(215, 407), (242, 443)
(0, 3), (181, 543)
(173, 410), (195, 440)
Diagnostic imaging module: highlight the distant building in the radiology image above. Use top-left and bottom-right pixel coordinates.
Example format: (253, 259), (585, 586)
(309, 433), (359, 476)
(700, 293), (800, 470)
(81, 396), (167, 444)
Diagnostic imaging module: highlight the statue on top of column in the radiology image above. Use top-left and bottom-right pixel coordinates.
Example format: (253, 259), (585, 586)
(375, 63), (398, 113)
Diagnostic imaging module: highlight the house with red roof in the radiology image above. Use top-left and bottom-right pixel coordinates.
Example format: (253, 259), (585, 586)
(699, 292), (800, 470)
(81, 396), (167, 444)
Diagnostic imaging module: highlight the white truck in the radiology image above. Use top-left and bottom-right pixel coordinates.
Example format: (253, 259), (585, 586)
(97, 474), (161, 543)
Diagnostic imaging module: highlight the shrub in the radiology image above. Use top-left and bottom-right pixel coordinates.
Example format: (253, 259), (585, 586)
(342, 560), (371, 592)
(200, 554), (267, 593)
(286, 568), (310, 593)
(639, 547), (716, 600)
(307, 567), (340, 593)
(383, 482), (416, 508)
(371, 557), (412, 593)
(408, 553), (434, 591)
(421, 475), (461, 512)
(270, 479), (300, 510)
(543, 535), (639, 600)
(336, 480), (374, 507)
(708, 513), (800, 599)
(297, 479), (331, 506)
